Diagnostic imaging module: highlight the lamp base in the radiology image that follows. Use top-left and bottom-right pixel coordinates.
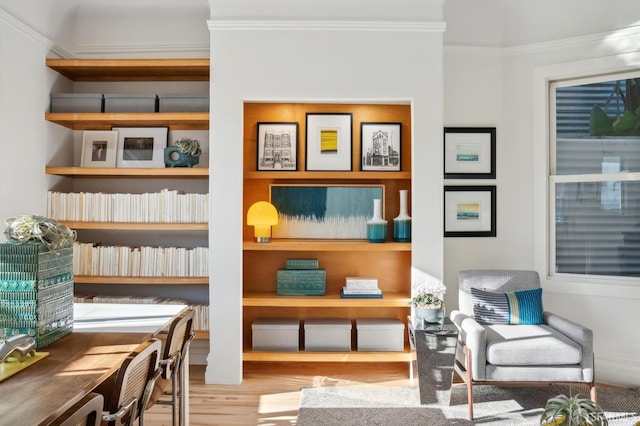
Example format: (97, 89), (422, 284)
(255, 237), (271, 243)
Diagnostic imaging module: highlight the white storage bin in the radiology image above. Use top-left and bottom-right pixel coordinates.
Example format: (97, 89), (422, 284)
(104, 94), (157, 112)
(304, 318), (352, 351)
(356, 318), (405, 351)
(252, 317), (299, 351)
(50, 93), (103, 113)
(158, 93), (209, 112)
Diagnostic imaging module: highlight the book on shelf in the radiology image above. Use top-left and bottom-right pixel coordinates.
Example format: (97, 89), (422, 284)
(344, 277), (379, 290)
(341, 286), (382, 295)
(339, 289), (384, 298)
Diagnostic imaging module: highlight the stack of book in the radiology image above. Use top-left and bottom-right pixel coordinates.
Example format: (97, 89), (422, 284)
(340, 277), (383, 298)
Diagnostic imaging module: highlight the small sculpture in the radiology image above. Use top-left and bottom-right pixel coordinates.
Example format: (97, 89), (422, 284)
(0, 335), (36, 363)
(165, 137), (202, 167)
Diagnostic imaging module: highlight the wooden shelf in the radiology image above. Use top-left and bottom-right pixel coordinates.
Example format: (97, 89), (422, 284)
(61, 221), (208, 231)
(243, 348), (414, 363)
(46, 58), (210, 81)
(243, 240), (410, 252)
(45, 112), (209, 130)
(74, 276), (208, 285)
(243, 292), (411, 307)
(244, 171), (411, 180)
(194, 330), (209, 340)
(46, 166), (208, 178)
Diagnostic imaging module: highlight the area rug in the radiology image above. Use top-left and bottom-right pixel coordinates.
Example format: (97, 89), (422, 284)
(297, 384), (640, 425)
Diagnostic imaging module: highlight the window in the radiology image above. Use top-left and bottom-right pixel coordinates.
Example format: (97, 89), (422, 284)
(551, 72), (640, 277)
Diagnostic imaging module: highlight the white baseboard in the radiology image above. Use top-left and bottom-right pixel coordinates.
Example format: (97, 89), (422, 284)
(187, 338), (209, 365)
(596, 355), (640, 388)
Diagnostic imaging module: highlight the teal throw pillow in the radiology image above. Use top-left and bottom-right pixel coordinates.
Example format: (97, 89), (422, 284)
(470, 287), (543, 325)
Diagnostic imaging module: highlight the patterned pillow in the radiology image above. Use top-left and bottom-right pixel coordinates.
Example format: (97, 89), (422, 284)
(470, 287), (543, 325)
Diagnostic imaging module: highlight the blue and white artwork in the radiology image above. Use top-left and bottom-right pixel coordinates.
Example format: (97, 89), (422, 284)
(270, 185), (384, 239)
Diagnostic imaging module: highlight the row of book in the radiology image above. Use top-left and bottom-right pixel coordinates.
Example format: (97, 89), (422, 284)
(73, 295), (210, 331)
(47, 189), (208, 223)
(340, 277), (383, 298)
(72, 242), (208, 277)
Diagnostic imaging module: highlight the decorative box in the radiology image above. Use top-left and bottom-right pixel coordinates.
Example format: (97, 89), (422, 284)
(356, 318), (405, 351)
(50, 93), (103, 113)
(276, 269), (326, 295)
(285, 258), (319, 270)
(158, 93), (209, 112)
(0, 242), (74, 349)
(252, 317), (299, 351)
(304, 318), (352, 351)
(103, 94), (157, 112)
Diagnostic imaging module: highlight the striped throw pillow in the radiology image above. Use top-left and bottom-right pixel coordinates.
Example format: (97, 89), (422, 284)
(470, 287), (543, 325)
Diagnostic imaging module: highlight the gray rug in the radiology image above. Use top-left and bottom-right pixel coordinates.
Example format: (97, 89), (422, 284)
(297, 384), (640, 425)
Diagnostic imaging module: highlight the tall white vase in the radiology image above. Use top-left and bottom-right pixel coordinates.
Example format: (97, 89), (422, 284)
(393, 189), (411, 242)
(367, 198), (387, 243)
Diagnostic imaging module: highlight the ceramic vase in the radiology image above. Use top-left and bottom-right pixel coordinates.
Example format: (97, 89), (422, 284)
(367, 198), (387, 243)
(393, 189), (411, 242)
(415, 307), (445, 324)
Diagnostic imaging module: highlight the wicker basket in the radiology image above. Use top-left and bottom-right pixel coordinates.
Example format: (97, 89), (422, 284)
(0, 242), (74, 349)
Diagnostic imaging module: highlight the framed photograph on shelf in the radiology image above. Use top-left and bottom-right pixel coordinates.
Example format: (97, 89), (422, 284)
(444, 185), (496, 237)
(112, 126), (168, 168)
(256, 122), (298, 171)
(360, 122), (401, 171)
(270, 184), (384, 239)
(444, 127), (496, 179)
(80, 130), (118, 167)
(305, 113), (352, 171)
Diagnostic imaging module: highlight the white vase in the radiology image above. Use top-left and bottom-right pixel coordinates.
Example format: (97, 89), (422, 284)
(367, 198), (387, 243)
(393, 189), (411, 242)
(415, 307), (445, 324)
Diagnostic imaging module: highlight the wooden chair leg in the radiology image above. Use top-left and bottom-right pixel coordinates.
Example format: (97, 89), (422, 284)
(464, 345), (474, 420)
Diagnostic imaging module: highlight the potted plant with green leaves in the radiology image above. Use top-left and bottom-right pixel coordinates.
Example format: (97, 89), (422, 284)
(164, 137), (202, 167)
(409, 281), (446, 324)
(540, 393), (608, 426)
(4, 215), (76, 254)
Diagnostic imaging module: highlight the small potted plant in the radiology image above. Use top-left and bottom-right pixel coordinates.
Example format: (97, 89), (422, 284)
(164, 137), (202, 167)
(409, 281), (446, 324)
(4, 215), (76, 254)
(540, 393), (608, 426)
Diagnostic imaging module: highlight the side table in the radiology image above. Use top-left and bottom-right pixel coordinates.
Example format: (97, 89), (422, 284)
(408, 316), (459, 405)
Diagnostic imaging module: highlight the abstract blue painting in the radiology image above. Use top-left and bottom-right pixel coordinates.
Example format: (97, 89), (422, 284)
(270, 184), (385, 239)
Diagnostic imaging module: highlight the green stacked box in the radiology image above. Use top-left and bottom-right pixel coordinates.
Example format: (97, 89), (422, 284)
(0, 242), (74, 349)
(277, 258), (326, 296)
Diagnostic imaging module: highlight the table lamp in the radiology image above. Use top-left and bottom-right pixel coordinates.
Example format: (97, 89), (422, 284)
(247, 201), (278, 242)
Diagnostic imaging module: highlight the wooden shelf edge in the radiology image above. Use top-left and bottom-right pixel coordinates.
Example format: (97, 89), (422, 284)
(46, 58), (210, 81)
(243, 292), (411, 307)
(194, 330), (209, 340)
(46, 166), (208, 178)
(243, 239), (411, 252)
(244, 171), (412, 180)
(45, 112), (209, 130)
(74, 276), (208, 284)
(61, 221), (208, 231)
(243, 349), (414, 363)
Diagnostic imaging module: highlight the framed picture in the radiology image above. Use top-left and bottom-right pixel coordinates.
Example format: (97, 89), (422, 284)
(360, 122), (402, 171)
(444, 127), (496, 179)
(80, 130), (118, 167)
(444, 186), (496, 237)
(270, 184), (384, 239)
(305, 113), (352, 171)
(256, 122), (298, 171)
(112, 127), (168, 168)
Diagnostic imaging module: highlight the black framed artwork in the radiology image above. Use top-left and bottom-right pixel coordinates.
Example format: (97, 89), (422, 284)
(444, 127), (496, 179)
(444, 185), (496, 237)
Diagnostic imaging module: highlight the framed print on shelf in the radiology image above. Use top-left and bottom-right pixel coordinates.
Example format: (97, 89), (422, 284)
(305, 113), (352, 171)
(256, 122), (298, 171)
(112, 126), (168, 168)
(80, 130), (118, 167)
(360, 122), (401, 171)
(444, 185), (496, 237)
(444, 127), (496, 179)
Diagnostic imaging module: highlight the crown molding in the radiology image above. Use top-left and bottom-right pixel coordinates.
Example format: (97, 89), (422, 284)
(0, 8), (73, 58)
(208, 19), (446, 32)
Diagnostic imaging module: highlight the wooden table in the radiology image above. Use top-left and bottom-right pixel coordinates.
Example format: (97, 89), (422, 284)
(0, 303), (186, 426)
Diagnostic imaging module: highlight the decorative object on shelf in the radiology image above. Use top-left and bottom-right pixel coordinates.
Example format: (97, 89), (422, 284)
(305, 113), (353, 171)
(277, 258), (326, 296)
(4, 215), (76, 254)
(410, 279), (446, 324)
(164, 137), (201, 167)
(444, 185), (496, 237)
(341, 277), (382, 298)
(367, 198), (387, 243)
(540, 393), (608, 426)
(360, 122), (401, 171)
(247, 201), (278, 243)
(80, 130), (118, 167)
(270, 184), (384, 239)
(256, 122), (298, 171)
(443, 127), (496, 179)
(393, 189), (411, 242)
(113, 126), (169, 168)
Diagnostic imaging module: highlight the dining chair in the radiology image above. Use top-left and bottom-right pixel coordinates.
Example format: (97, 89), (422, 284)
(94, 338), (162, 426)
(49, 392), (104, 426)
(147, 309), (196, 426)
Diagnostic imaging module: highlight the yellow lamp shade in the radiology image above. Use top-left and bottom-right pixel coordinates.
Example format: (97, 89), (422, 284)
(247, 201), (278, 242)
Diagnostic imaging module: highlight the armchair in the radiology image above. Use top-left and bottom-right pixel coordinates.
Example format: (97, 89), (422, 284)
(450, 270), (595, 420)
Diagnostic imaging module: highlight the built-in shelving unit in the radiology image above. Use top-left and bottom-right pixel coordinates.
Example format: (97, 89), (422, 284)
(45, 58), (210, 337)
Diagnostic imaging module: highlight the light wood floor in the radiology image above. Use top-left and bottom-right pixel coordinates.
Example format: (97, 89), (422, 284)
(145, 362), (414, 426)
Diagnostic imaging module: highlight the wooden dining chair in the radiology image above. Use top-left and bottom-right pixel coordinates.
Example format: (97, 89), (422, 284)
(94, 338), (162, 426)
(49, 392), (104, 426)
(147, 309), (196, 426)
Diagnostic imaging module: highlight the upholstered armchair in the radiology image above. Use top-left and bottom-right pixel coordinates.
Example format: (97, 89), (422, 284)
(450, 270), (595, 420)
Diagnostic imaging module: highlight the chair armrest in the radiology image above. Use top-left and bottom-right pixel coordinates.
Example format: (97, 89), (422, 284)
(543, 311), (594, 382)
(450, 310), (487, 380)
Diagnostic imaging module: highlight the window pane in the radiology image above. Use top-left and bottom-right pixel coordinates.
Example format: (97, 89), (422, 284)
(555, 181), (640, 277)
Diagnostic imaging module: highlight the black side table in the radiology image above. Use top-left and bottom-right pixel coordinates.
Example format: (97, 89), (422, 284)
(408, 316), (459, 405)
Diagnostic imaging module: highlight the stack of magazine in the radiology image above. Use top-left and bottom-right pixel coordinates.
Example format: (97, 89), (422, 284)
(340, 277), (383, 298)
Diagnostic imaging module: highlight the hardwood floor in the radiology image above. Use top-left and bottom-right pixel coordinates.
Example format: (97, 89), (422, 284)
(145, 362), (414, 426)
